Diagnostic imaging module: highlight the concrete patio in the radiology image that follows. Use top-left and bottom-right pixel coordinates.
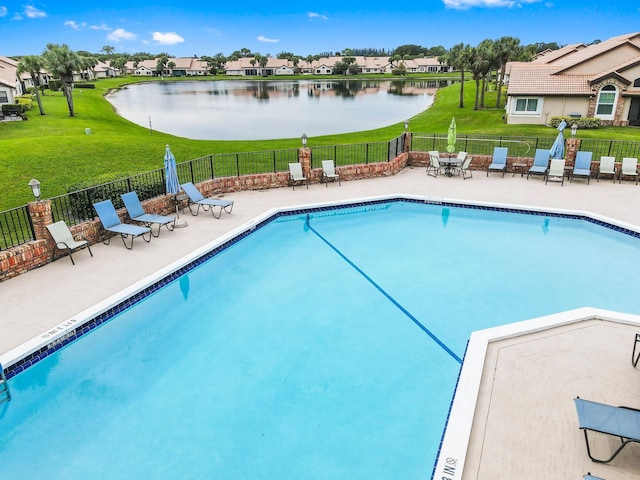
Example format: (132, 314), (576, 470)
(1, 166), (639, 479)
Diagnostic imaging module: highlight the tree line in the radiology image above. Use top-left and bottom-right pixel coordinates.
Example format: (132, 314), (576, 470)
(14, 39), (570, 118)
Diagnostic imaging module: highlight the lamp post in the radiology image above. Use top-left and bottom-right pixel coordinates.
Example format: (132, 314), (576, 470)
(571, 123), (578, 137)
(28, 178), (41, 202)
(404, 119), (409, 132)
(301, 133), (308, 148)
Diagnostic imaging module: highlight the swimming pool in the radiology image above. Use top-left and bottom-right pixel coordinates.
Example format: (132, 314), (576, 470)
(2, 198), (640, 479)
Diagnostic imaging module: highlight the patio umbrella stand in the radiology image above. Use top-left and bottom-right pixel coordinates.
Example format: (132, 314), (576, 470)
(165, 144), (188, 228)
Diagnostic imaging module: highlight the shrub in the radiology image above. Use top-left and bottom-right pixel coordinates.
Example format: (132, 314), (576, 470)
(550, 116), (601, 129)
(15, 95), (33, 112)
(47, 79), (62, 91)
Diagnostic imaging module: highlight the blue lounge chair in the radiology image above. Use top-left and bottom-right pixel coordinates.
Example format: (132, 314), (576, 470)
(571, 151), (593, 184)
(93, 199), (151, 250)
(121, 191), (175, 237)
(487, 147), (508, 177)
(526, 149), (550, 180)
(574, 397), (640, 464)
(180, 182), (234, 219)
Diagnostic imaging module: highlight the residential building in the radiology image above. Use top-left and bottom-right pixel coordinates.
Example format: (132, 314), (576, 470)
(506, 32), (640, 126)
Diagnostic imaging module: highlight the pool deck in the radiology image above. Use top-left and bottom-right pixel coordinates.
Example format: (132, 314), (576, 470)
(2, 166), (640, 479)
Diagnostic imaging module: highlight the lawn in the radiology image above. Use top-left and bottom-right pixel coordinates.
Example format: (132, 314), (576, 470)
(1, 75), (637, 210)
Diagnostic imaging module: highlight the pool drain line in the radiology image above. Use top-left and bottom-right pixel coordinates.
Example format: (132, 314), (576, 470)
(305, 215), (462, 364)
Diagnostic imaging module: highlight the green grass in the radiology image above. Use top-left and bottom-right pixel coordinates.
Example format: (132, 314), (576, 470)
(1, 75), (637, 210)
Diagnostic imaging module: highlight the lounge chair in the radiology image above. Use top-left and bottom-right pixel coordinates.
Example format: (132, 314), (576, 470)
(597, 156), (617, 182)
(574, 397), (640, 464)
(487, 147), (508, 177)
(545, 158), (566, 185)
(618, 157), (639, 184)
(571, 151), (593, 184)
(584, 474), (605, 480)
(121, 191), (176, 237)
(321, 160), (341, 186)
(93, 200), (151, 250)
(458, 155), (473, 179)
(427, 151), (443, 177)
(526, 149), (550, 180)
(180, 182), (234, 219)
(46, 220), (93, 265)
(288, 162), (309, 190)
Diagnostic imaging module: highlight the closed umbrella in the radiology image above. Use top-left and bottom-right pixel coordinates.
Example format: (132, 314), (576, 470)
(446, 117), (457, 153)
(164, 144), (187, 227)
(549, 120), (567, 159)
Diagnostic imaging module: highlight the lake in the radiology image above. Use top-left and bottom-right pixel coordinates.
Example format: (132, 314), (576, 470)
(105, 79), (445, 140)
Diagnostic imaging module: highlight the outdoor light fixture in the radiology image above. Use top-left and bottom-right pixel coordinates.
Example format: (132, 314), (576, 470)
(301, 133), (308, 147)
(28, 178), (41, 202)
(571, 123), (578, 136)
(404, 119), (409, 132)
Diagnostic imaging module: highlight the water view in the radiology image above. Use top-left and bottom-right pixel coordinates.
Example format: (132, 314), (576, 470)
(106, 79), (446, 140)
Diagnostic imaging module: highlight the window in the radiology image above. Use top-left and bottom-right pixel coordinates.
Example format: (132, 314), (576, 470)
(512, 97), (541, 115)
(595, 85), (617, 119)
(634, 78), (640, 88)
(0, 91), (8, 103)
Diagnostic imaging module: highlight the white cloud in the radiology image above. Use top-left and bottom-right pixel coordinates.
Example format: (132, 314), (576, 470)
(24, 5), (46, 18)
(0, 6), (8, 17)
(443, 0), (540, 8)
(108, 28), (137, 42)
(257, 35), (279, 43)
(90, 23), (110, 31)
(64, 20), (86, 30)
(308, 12), (328, 20)
(151, 31), (185, 45)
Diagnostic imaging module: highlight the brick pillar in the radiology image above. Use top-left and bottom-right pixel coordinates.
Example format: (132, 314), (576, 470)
(565, 137), (581, 164)
(28, 199), (53, 240)
(403, 132), (411, 153)
(299, 147), (311, 179)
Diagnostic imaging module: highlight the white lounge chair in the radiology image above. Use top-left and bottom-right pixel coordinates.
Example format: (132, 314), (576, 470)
(618, 157), (639, 184)
(288, 162), (309, 190)
(597, 156), (617, 182)
(426, 150), (443, 177)
(458, 155), (473, 179)
(46, 220), (93, 265)
(321, 160), (341, 186)
(545, 158), (566, 185)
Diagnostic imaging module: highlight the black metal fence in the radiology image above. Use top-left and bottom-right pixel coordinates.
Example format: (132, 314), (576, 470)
(2, 133), (638, 251)
(410, 133), (640, 159)
(0, 137), (404, 251)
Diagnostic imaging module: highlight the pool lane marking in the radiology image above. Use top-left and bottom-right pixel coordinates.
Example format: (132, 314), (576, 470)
(304, 215), (462, 365)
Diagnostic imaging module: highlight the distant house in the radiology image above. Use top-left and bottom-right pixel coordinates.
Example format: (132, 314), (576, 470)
(0, 56), (22, 105)
(506, 32), (640, 126)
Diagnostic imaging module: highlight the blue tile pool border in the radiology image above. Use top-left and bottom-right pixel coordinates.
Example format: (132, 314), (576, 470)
(4, 196), (640, 381)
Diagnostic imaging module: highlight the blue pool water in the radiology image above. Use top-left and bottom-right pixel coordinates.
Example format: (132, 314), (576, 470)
(2, 200), (640, 479)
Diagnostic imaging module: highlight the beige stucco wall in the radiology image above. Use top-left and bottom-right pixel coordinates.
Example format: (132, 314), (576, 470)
(506, 96), (589, 125)
(563, 43), (640, 74)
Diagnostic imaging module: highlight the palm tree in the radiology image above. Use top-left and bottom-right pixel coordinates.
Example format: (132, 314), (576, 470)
(440, 43), (472, 108)
(494, 36), (522, 109)
(17, 55), (46, 115)
(42, 43), (80, 117)
(469, 41), (493, 110)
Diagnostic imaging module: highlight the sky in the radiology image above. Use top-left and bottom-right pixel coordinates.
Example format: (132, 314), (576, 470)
(1, 1), (639, 58)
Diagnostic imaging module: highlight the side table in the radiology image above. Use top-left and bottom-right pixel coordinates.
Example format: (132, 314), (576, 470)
(512, 162), (527, 177)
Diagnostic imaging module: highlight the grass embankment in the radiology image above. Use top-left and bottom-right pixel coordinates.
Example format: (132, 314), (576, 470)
(1, 75), (637, 210)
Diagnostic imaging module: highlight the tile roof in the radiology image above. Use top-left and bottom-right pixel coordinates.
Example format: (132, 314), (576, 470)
(507, 64), (593, 95)
(531, 43), (586, 64)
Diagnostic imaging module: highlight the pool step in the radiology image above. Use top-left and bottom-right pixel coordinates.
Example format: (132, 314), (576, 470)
(0, 363), (11, 404)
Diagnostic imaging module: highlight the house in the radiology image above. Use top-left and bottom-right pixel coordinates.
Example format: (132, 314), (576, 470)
(0, 56), (22, 106)
(506, 32), (640, 126)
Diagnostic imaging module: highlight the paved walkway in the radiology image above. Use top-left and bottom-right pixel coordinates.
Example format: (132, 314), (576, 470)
(2, 166), (640, 479)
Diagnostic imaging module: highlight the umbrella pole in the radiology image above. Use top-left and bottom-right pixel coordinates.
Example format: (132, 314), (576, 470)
(173, 194), (188, 228)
